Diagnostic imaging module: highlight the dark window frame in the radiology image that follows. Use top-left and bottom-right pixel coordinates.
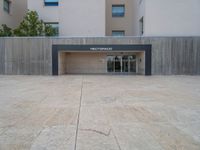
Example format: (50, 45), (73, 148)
(112, 5), (125, 17)
(44, 0), (59, 6)
(45, 22), (59, 36)
(112, 30), (125, 36)
(139, 17), (144, 35)
(3, 0), (10, 13)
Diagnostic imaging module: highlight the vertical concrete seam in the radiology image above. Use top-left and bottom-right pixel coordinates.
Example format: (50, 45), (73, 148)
(74, 76), (84, 150)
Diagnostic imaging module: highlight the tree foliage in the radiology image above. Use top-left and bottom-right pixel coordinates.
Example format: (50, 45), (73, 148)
(0, 10), (56, 37)
(14, 11), (56, 36)
(0, 24), (13, 37)
(45, 24), (57, 36)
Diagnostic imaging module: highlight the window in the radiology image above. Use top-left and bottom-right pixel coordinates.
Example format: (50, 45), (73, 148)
(139, 17), (144, 35)
(44, 0), (59, 6)
(45, 23), (59, 36)
(3, 0), (10, 13)
(112, 5), (125, 17)
(112, 30), (125, 36)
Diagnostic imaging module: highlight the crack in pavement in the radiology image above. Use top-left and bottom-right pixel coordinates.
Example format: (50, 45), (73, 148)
(112, 129), (122, 150)
(80, 128), (111, 137)
(74, 76), (84, 150)
(80, 128), (121, 150)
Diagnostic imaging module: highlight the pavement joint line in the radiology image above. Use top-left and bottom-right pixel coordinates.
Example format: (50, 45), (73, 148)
(112, 129), (122, 150)
(74, 76), (84, 150)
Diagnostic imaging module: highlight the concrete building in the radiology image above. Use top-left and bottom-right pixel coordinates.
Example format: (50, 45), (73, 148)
(0, 0), (27, 28)
(27, 0), (200, 36)
(0, 0), (200, 76)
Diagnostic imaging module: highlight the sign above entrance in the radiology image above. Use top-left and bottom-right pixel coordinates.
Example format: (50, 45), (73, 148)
(90, 47), (113, 51)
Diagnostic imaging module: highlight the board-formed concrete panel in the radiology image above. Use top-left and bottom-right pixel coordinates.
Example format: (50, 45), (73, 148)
(0, 37), (200, 75)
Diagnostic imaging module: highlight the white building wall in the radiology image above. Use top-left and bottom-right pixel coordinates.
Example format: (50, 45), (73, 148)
(28, 0), (105, 36)
(0, 0), (27, 28)
(132, 0), (141, 36)
(27, 0), (59, 23)
(19, 0), (200, 36)
(135, 0), (145, 35)
(143, 0), (200, 36)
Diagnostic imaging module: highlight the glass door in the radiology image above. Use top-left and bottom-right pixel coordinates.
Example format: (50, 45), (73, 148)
(129, 55), (136, 73)
(122, 56), (129, 72)
(107, 55), (136, 73)
(114, 56), (122, 72)
(107, 56), (114, 72)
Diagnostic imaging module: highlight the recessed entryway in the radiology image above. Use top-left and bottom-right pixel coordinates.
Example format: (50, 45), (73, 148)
(58, 52), (145, 75)
(52, 45), (152, 75)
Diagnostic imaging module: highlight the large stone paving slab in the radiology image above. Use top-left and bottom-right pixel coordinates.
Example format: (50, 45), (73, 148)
(0, 75), (200, 150)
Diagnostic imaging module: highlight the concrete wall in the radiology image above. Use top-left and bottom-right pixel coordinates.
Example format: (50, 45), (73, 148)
(58, 52), (66, 75)
(106, 0), (137, 36)
(137, 52), (145, 74)
(0, 37), (200, 75)
(63, 52), (107, 74)
(59, 52), (142, 75)
(28, 0), (105, 36)
(0, 0), (27, 28)
(143, 0), (200, 36)
(0, 38), (52, 75)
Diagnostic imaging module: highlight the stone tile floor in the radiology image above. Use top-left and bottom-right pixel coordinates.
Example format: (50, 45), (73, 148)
(0, 75), (200, 150)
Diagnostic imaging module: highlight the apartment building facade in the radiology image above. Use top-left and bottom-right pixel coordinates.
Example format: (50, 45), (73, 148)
(28, 0), (106, 36)
(3, 0), (200, 36)
(0, 0), (27, 28)
(27, 0), (200, 37)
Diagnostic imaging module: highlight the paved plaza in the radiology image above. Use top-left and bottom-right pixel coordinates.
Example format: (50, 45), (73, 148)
(0, 75), (200, 150)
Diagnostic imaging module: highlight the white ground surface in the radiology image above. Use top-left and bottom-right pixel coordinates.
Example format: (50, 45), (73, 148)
(0, 75), (200, 150)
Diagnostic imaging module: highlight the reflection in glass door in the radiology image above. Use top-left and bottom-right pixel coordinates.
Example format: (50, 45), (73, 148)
(107, 56), (114, 72)
(129, 55), (136, 73)
(122, 56), (129, 72)
(107, 55), (136, 73)
(115, 56), (121, 72)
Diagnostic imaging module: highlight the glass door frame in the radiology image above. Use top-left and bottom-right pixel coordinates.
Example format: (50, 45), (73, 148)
(107, 54), (137, 74)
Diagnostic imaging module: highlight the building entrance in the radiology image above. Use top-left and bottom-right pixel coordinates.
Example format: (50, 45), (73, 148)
(52, 44), (152, 75)
(107, 55), (136, 73)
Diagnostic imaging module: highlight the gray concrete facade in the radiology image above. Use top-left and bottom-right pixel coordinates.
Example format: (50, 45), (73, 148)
(0, 37), (200, 75)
